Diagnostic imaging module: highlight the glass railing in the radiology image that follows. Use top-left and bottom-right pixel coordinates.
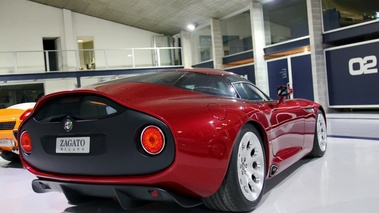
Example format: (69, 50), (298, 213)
(0, 47), (182, 75)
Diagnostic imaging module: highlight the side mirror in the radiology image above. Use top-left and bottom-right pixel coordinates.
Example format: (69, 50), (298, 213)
(277, 85), (293, 103)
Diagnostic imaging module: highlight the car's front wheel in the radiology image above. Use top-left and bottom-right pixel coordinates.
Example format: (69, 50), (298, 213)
(203, 124), (266, 212)
(308, 111), (327, 157)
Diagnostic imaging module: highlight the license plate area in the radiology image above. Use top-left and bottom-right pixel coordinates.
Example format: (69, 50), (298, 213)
(56, 137), (90, 153)
(0, 139), (12, 147)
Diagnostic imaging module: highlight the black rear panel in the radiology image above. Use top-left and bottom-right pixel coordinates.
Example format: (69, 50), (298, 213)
(21, 94), (175, 176)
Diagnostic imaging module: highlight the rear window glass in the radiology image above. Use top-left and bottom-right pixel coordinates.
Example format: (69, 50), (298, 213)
(172, 72), (236, 97)
(34, 95), (125, 122)
(104, 71), (237, 97)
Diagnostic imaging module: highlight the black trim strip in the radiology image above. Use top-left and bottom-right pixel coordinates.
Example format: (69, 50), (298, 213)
(223, 50), (253, 64)
(323, 21), (379, 43)
(328, 135), (379, 141)
(264, 38), (310, 55)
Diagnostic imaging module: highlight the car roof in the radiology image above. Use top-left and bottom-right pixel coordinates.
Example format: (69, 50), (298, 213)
(167, 68), (237, 77)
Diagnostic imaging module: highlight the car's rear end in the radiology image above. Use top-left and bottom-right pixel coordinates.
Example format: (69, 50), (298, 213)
(19, 91), (177, 175)
(0, 111), (18, 156)
(17, 90), (194, 207)
(0, 106), (33, 161)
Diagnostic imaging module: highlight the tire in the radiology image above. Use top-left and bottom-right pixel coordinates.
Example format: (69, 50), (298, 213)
(308, 111), (327, 157)
(0, 151), (20, 162)
(203, 124), (266, 212)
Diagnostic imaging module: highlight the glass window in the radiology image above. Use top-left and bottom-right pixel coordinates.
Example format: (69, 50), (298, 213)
(0, 83), (44, 108)
(322, 0), (379, 31)
(263, 0), (309, 45)
(221, 11), (252, 56)
(174, 72), (236, 97)
(34, 95), (125, 122)
(190, 26), (213, 64)
(77, 37), (95, 70)
(110, 71), (237, 97)
(115, 71), (185, 86)
(233, 82), (270, 101)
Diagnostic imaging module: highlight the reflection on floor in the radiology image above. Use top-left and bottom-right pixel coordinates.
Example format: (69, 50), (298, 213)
(1, 137), (379, 213)
(327, 113), (379, 140)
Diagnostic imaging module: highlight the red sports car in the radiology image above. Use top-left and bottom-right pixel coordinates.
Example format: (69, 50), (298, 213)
(18, 68), (327, 212)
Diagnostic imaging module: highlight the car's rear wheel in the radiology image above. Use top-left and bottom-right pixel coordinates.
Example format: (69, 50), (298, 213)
(203, 124), (266, 212)
(309, 111), (327, 157)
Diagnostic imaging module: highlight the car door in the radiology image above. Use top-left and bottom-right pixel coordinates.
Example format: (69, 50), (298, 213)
(232, 82), (306, 158)
(265, 99), (307, 158)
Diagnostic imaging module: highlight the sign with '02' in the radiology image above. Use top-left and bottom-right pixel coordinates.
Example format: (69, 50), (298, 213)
(348, 55), (378, 76)
(325, 39), (379, 108)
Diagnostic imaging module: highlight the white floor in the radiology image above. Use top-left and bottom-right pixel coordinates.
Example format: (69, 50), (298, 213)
(1, 137), (379, 213)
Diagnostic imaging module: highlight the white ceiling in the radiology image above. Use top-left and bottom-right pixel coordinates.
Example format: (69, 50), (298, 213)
(28, 0), (253, 36)
(27, 0), (375, 36)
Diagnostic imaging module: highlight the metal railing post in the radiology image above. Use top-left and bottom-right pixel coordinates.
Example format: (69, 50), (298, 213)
(45, 51), (50, 72)
(104, 49), (108, 70)
(13, 52), (18, 73)
(132, 49), (135, 68)
(75, 49), (80, 70)
(156, 48), (161, 67)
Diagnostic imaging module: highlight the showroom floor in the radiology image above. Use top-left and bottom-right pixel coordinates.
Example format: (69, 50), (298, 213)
(1, 115), (379, 213)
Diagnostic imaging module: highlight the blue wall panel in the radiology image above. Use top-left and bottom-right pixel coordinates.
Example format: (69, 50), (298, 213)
(325, 40), (379, 107)
(226, 64), (255, 84)
(291, 55), (314, 100)
(267, 59), (289, 99)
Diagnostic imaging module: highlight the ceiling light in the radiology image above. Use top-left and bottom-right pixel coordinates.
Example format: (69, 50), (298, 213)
(187, 23), (197, 31)
(261, 0), (274, 3)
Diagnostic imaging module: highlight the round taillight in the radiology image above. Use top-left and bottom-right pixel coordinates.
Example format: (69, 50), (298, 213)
(20, 131), (32, 154)
(140, 125), (165, 155)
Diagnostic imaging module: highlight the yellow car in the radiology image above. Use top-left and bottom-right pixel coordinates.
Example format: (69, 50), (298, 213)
(0, 102), (35, 162)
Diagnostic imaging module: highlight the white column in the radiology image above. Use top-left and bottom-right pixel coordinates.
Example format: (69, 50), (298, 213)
(307, 0), (329, 110)
(211, 18), (224, 69)
(250, 1), (269, 93)
(180, 31), (193, 68)
(62, 9), (76, 71)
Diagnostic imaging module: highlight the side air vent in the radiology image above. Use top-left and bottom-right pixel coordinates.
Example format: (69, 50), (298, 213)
(270, 165), (279, 177)
(0, 121), (16, 130)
